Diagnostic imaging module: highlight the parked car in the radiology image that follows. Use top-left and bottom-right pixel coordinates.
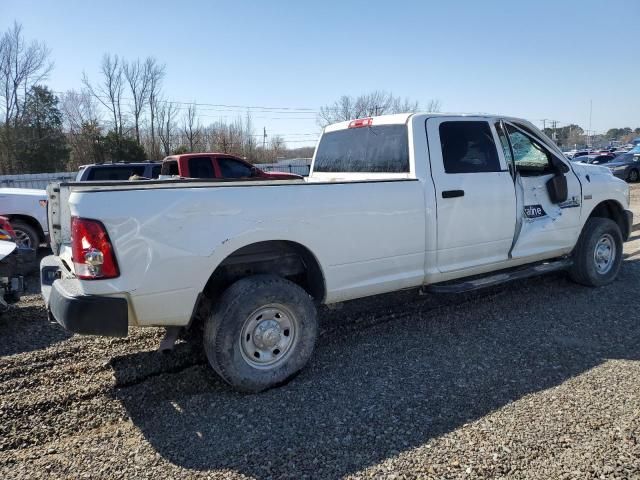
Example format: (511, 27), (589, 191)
(76, 161), (162, 181)
(0, 188), (48, 249)
(41, 113), (631, 392)
(0, 216), (30, 313)
(572, 154), (615, 165)
(565, 149), (591, 159)
(160, 153), (302, 180)
(604, 152), (640, 182)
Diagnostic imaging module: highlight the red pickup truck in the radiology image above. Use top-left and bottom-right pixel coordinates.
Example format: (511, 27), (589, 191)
(160, 153), (302, 180)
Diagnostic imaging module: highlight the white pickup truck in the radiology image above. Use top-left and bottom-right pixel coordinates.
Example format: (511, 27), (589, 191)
(41, 113), (632, 392)
(0, 188), (48, 248)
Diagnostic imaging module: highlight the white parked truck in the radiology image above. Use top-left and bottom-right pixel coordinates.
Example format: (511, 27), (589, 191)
(0, 188), (48, 248)
(41, 113), (632, 392)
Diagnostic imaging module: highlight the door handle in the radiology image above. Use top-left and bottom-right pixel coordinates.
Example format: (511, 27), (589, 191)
(442, 190), (464, 198)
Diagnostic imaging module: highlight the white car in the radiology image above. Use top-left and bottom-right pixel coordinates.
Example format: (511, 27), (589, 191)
(0, 188), (48, 248)
(41, 113), (632, 392)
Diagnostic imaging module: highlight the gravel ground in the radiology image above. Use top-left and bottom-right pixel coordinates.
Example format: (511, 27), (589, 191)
(2, 186), (640, 479)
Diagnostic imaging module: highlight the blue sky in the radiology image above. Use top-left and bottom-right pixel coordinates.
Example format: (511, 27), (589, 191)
(3, 0), (639, 146)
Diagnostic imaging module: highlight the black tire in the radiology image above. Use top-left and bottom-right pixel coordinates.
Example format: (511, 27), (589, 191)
(627, 169), (639, 183)
(203, 274), (317, 393)
(10, 220), (39, 249)
(569, 217), (623, 287)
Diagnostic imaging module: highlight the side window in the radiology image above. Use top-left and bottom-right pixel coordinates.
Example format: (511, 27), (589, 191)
(439, 121), (501, 174)
(188, 157), (215, 178)
(151, 165), (161, 178)
(505, 125), (553, 175)
(218, 158), (253, 178)
(161, 160), (179, 176)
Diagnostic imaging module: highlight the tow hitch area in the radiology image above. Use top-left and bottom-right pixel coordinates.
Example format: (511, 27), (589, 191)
(0, 247), (32, 313)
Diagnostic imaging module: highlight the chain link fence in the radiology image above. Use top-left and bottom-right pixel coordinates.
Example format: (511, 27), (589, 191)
(0, 172), (76, 190)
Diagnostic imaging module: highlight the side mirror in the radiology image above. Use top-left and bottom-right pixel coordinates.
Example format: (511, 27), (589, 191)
(546, 174), (568, 204)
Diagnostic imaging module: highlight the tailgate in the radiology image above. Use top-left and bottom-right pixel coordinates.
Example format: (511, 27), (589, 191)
(46, 183), (72, 255)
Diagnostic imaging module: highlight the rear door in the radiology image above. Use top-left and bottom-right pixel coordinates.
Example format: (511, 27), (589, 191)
(426, 117), (516, 272)
(186, 156), (216, 178)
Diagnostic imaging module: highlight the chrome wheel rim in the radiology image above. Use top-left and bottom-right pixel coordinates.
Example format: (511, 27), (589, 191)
(593, 233), (616, 275)
(239, 304), (298, 369)
(13, 229), (32, 248)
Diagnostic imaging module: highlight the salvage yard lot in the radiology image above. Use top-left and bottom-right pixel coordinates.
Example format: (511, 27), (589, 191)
(2, 188), (640, 479)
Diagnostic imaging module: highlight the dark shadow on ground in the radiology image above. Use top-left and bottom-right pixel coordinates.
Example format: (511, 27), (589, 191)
(0, 303), (71, 356)
(111, 261), (640, 479)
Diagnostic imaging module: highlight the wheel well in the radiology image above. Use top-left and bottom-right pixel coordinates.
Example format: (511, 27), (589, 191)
(6, 215), (44, 241)
(203, 241), (325, 304)
(588, 200), (627, 237)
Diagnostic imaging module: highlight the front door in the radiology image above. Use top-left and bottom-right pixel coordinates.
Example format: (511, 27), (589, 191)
(426, 117), (517, 273)
(498, 121), (583, 259)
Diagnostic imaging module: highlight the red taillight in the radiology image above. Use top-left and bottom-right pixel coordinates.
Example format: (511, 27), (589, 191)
(0, 216), (16, 240)
(71, 217), (119, 279)
(348, 117), (373, 128)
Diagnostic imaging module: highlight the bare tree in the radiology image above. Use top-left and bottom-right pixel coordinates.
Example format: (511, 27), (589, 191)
(243, 112), (256, 159)
(181, 103), (200, 152)
(60, 89), (103, 167)
(123, 58), (151, 143)
(60, 89), (100, 131)
(424, 99), (442, 112)
(146, 57), (165, 159)
(157, 99), (177, 156)
(0, 21), (53, 172)
(82, 54), (125, 137)
(270, 135), (286, 160)
(0, 21), (53, 127)
(318, 90), (436, 126)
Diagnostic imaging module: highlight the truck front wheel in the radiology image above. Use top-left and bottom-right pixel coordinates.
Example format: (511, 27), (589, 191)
(203, 274), (318, 392)
(569, 217), (623, 287)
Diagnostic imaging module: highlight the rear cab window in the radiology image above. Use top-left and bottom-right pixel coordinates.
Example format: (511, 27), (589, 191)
(86, 165), (146, 181)
(314, 124), (409, 173)
(161, 160), (179, 176)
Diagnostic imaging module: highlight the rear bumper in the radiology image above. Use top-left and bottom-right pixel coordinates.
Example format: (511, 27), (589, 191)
(623, 209), (633, 241)
(41, 255), (128, 337)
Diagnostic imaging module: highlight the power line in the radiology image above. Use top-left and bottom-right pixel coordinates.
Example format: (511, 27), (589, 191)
(54, 90), (318, 113)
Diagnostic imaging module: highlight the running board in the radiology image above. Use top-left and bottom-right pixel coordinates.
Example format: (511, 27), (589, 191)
(423, 259), (573, 294)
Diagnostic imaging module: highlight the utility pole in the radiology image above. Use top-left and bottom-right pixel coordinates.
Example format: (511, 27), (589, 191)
(263, 127), (267, 151)
(588, 99), (593, 147)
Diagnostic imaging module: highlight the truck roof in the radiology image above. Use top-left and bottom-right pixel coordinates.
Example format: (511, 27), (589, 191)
(323, 112), (525, 133)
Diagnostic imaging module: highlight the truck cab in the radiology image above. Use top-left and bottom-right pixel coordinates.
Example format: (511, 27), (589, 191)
(76, 161), (162, 181)
(160, 153), (302, 180)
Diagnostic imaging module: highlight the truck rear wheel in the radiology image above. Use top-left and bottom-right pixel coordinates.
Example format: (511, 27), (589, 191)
(569, 217), (623, 287)
(203, 274), (318, 392)
(11, 220), (39, 249)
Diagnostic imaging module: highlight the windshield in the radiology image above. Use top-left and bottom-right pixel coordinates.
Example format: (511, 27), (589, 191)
(314, 125), (409, 173)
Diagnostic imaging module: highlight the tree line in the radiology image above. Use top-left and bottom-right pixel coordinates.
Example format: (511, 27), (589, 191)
(0, 22), (309, 174)
(542, 124), (640, 149)
(0, 21), (440, 175)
